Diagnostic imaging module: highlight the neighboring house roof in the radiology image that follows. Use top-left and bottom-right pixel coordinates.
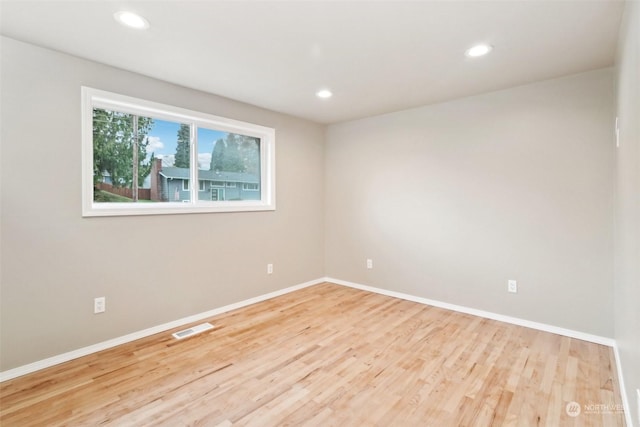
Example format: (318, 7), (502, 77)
(159, 167), (258, 183)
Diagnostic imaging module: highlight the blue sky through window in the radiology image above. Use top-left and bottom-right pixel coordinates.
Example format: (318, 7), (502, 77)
(145, 119), (226, 171)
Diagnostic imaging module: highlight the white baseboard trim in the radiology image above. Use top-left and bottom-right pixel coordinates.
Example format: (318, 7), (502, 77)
(329, 276), (630, 424)
(2, 274), (625, 419)
(613, 343), (634, 427)
(325, 278), (636, 421)
(325, 277), (616, 347)
(0, 277), (325, 383)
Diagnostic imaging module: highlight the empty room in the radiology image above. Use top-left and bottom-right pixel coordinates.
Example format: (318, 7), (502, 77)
(1, 1), (638, 426)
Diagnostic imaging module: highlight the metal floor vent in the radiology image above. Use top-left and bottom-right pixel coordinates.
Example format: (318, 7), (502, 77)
(172, 322), (214, 340)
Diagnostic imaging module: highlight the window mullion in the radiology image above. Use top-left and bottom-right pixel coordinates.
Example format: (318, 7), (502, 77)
(190, 123), (198, 204)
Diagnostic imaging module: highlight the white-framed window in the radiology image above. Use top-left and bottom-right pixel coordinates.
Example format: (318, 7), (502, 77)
(184, 180), (206, 191)
(243, 183), (259, 191)
(82, 87), (275, 217)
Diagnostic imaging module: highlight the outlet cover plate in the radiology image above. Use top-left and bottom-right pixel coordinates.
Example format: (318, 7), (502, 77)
(508, 280), (517, 293)
(94, 297), (106, 314)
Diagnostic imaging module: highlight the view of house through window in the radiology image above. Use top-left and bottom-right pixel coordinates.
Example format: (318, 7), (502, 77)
(196, 127), (260, 202)
(83, 87), (274, 216)
(92, 109), (261, 204)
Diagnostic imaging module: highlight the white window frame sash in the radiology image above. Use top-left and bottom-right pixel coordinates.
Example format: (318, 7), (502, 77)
(82, 87), (276, 217)
(190, 122), (198, 203)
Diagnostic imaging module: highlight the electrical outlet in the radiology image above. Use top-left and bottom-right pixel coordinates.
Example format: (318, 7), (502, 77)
(267, 263), (273, 275)
(94, 297), (106, 314)
(366, 259), (373, 269)
(508, 280), (517, 293)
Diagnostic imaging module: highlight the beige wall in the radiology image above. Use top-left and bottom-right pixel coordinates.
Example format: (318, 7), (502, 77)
(325, 69), (615, 337)
(1, 31), (631, 408)
(614, 1), (640, 423)
(0, 37), (325, 370)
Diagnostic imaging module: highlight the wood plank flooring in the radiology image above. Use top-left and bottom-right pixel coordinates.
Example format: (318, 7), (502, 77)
(0, 283), (626, 426)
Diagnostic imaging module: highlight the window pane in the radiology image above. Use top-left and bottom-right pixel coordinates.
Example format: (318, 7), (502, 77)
(92, 109), (191, 203)
(197, 128), (261, 202)
(152, 121), (191, 203)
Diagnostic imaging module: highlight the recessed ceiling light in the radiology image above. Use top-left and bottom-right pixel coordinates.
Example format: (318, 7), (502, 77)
(465, 44), (493, 58)
(114, 11), (149, 30)
(316, 89), (333, 99)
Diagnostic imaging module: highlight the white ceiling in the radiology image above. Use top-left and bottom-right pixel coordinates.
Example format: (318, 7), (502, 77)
(0, 1), (625, 124)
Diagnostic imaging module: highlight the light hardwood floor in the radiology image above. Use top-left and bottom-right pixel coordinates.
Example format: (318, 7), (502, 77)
(0, 283), (625, 426)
